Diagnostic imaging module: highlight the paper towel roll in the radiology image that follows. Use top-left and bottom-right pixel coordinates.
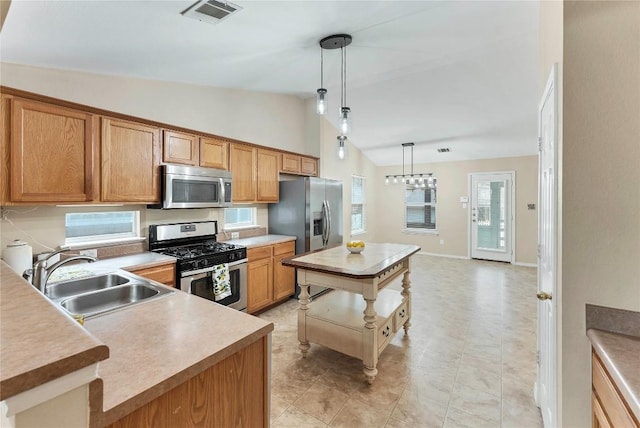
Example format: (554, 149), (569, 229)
(4, 240), (33, 276)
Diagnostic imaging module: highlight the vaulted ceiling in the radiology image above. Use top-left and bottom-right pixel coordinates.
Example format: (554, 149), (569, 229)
(0, 0), (540, 166)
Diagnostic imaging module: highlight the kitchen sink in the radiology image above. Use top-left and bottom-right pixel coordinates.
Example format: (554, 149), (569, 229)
(59, 282), (173, 319)
(47, 273), (131, 299)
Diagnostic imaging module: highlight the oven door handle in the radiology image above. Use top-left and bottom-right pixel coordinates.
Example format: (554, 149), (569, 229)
(180, 266), (215, 278)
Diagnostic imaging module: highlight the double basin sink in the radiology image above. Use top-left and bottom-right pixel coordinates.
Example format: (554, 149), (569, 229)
(47, 271), (174, 320)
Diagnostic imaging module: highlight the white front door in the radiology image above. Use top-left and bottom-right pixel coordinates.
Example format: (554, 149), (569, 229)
(536, 64), (558, 427)
(470, 172), (514, 262)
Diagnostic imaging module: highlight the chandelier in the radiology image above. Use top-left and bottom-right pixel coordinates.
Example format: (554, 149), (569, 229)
(385, 143), (436, 189)
(315, 34), (353, 159)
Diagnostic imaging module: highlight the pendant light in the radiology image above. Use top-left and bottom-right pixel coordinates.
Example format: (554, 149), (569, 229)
(316, 34), (353, 160)
(337, 136), (347, 160)
(316, 47), (327, 115)
(384, 143), (436, 189)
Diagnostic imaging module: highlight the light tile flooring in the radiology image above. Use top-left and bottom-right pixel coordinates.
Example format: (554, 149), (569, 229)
(258, 255), (543, 428)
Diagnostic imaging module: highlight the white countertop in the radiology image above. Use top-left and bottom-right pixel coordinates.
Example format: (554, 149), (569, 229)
(223, 234), (296, 248)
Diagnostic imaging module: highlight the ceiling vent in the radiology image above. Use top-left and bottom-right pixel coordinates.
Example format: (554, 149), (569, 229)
(437, 148), (451, 153)
(181, 0), (242, 25)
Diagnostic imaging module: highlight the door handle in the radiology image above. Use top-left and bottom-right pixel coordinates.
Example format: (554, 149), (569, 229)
(325, 201), (332, 245)
(536, 291), (552, 301)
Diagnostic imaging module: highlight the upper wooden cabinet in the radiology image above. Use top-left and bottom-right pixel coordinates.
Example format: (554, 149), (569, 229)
(163, 130), (199, 166)
(101, 118), (161, 203)
(162, 131), (229, 170)
(229, 144), (279, 203)
(256, 149), (279, 202)
(9, 98), (96, 203)
(200, 137), (228, 170)
(280, 153), (318, 177)
(229, 143), (256, 203)
(301, 157), (318, 176)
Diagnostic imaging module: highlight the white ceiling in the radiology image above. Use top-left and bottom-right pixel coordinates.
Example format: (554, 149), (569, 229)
(0, 0), (540, 166)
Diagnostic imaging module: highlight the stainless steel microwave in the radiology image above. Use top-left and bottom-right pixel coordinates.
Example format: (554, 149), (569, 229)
(150, 164), (232, 209)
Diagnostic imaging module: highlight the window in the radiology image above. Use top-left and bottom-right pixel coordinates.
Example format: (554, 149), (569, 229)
(404, 181), (437, 232)
(65, 211), (140, 245)
(224, 207), (257, 229)
(351, 175), (366, 234)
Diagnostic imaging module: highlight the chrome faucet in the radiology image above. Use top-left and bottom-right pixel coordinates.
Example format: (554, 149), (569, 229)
(24, 249), (97, 295)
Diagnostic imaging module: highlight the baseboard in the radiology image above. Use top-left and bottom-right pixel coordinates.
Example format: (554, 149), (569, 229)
(514, 261), (538, 267)
(416, 251), (470, 260)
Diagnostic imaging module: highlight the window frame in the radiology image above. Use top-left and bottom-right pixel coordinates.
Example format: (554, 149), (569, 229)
(402, 182), (438, 235)
(351, 175), (366, 235)
(223, 207), (258, 230)
(64, 210), (141, 247)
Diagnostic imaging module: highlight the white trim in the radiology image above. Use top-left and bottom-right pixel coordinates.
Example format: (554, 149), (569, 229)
(416, 251), (469, 260)
(64, 236), (145, 250)
(467, 171), (516, 264)
(350, 230), (367, 237)
(402, 229), (438, 235)
(514, 262), (538, 268)
(1, 364), (98, 417)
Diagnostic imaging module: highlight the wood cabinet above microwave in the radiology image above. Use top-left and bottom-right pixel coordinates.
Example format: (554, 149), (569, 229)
(162, 130), (229, 170)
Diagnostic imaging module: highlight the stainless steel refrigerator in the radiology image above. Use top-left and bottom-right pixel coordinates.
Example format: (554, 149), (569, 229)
(268, 177), (343, 298)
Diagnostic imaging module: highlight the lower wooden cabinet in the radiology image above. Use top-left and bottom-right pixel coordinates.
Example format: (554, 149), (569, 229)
(247, 240), (295, 314)
(129, 262), (176, 287)
(107, 336), (268, 428)
(592, 350), (639, 427)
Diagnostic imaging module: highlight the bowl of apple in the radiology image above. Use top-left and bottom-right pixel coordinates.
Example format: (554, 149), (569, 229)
(346, 240), (365, 253)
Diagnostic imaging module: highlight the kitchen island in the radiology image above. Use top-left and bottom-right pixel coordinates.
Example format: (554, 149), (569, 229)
(282, 243), (420, 384)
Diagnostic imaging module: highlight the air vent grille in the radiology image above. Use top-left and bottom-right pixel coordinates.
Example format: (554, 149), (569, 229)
(182, 0), (242, 24)
(437, 148), (451, 153)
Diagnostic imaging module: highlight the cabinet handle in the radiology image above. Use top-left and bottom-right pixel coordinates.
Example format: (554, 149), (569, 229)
(382, 326), (390, 337)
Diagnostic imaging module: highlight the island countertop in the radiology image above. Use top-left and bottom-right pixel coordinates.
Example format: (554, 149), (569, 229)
(282, 243), (421, 278)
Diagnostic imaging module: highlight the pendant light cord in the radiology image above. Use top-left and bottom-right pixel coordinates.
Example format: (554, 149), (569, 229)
(343, 37), (347, 106)
(320, 47), (324, 88)
(340, 45), (345, 107)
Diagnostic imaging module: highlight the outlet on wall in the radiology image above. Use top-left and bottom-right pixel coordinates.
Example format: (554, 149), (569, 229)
(79, 249), (98, 258)
(439, 239), (445, 245)
(231, 232), (240, 239)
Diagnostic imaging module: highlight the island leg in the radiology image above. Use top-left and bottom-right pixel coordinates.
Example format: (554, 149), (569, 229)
(401, 269), (412, 335)
(363, 298), (378, 384)
(298, 283), (311, 358)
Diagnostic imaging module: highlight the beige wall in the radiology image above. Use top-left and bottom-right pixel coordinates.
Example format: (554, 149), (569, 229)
(560, 2), (640, 427)
(375, 156), (538, 264)
(0, 62), (307, 155)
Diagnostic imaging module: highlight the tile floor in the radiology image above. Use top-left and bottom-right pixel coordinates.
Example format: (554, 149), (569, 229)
(258, 254), (543, 428)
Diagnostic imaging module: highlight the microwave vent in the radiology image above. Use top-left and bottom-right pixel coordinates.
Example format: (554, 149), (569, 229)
(181, 0), (242, 24)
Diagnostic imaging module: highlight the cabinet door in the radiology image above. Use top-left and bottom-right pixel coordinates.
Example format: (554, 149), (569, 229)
(247, 257), (273, 313)
(273, 252), (295, 301)
(256, 149), (279, 202)
(229, 143), (256, 202)
(200, 137), (228, 170)
(10, 98), (96, 202)
(301, 157), (318, 176)
(281, 153), (301, 174)
(101, 118), (161, 203)
(130, 263), (176, 287)
(163, 130), (199, 166)
(1, 95), (11, 204)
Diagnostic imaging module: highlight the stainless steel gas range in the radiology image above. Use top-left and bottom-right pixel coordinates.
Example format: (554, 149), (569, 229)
(148, 221), (247, 311)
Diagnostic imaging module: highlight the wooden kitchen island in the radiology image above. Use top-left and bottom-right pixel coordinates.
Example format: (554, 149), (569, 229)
(282, 243), (420, 384)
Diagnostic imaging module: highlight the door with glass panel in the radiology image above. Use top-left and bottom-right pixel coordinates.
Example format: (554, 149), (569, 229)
(470, 172), (513, 262)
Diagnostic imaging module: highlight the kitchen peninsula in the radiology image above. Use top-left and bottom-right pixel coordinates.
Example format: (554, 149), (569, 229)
(282, 243), (420, 384)
(0, 259), (274, 427)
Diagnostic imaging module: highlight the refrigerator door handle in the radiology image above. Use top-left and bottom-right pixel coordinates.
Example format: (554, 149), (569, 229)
(321, 200), (328, 247)
(325, 200), (332, 247)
